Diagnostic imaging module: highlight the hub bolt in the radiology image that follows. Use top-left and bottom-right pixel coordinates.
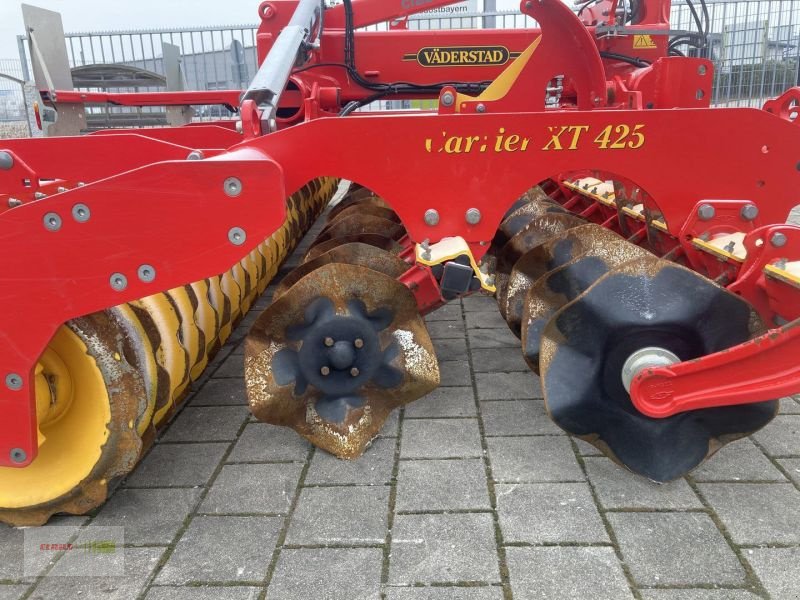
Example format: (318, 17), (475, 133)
(621, 347), (680, 393)
(324, 337), (335, 347)
(441, 91), (455, 107)
(354, 338), (364, 349)
(320, 366), (331, 376)
(350, 367), (360, 377)
(465, 208), (482, 225)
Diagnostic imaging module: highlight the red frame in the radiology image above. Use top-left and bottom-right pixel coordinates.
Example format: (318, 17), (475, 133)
(1, 0), (799, 466)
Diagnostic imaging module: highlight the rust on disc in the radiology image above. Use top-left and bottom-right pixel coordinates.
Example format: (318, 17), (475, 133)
(304, 233), (403, 263)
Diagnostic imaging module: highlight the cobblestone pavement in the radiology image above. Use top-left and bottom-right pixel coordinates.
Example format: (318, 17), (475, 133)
(2, 218), (800, 600)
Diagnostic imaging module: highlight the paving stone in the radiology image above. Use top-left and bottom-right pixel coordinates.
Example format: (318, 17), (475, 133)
(778, 396), (800, 413)
(156, 516), (281, 584)
(305, 436), (395, 485)
(30, 548), (163, 599)
(465, 310), (508, 329)
(424, 302), (463, 321)
(585, 458), (701, 509)
(286, 486), (389, 545)
(227, 422), (310, 462)
(462, 295), (499, 312)
(269, 548), (382, 600)
(390, 513), (499, 584)
(468, 328), (520, 349)
(145, 586), (262, 600)
(438, 360), (472, 387)
(426, 320), (467, 339)
(470, 347), (530, 372)
(0, 515), (85, 580)
(212, 354), (245, 378)
(488, 436), (583, 482)
(692, 438), (786, 482)
(0, 586), (28, 600)
(639, 591), (761, 600)
(90, 488), (201, 544)
(380, 408), (401, 438)
(746, 546), (800, 600)
(573, 437), (604, 456)
(751, 415), (800, 456)
(400, 419), (483, 458)
(200, 463), (302, 514)
(777, 457), (800, 485)
(506, 546), (633, 600)
(607, 512), (745, 586)
(386, 587), (504, 600)
(406, 387), (476, 418)
(161, 406), (249, 442)
(125, 443), (229, 487)
(434, 338), (469, 362)
(476, 371), (541, 400)
(396, 459), (490, 511)
(496, 483), (608, 544)
(480, 400), (563, 436)
(190, 378), (248, 406)
(698, 482), (800, 544)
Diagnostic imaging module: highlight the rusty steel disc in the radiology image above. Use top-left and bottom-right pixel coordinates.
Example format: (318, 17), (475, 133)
(303, 233), (403, 263)
(311, 215), (406, 249)
(538, 258), (778, 482)
(503, 225), (644, 334)
(245, 263), (439, 459)
(323, 204), (401, 231)
(274, 242), (410, 301)
(327, 192), (389, 221)
(494, 213), (587, 304)
(492, 192), (568, 249)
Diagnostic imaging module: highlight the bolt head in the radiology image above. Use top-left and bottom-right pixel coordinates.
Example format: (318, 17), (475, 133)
(424, 209), (440, 226)
(224, 177), (243, 197)
(440, 92), (455, 107)
(187, 150), (204, 161)
(324, 337), (335, 347)
(320, 366), (331, 376)
(0, 151), (13, 170)
(43, 212), (62, 231)
(7, 198), (21, 208)
(354, 338), (364, 349)
(110, 272), (128, 291)
(228, 227), (247, 246)
(72, 203), (91, 223)
(5, 373), (22, 391)
(350, 367), (360, 377)
(137, 264), (156, 283)
(697, 204), (716, 221)
(465, 208), (482, 225)
(475, 103), (486, 113)
(740, 204), (759, 221)
(9, 448), (26, 464)
(771, 232), (788, 248)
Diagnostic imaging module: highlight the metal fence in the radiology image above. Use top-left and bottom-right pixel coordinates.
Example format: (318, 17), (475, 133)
(0, 59), (26, 122)
(8, 0), (800, 117)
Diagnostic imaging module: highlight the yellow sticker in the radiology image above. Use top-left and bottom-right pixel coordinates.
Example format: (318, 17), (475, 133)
(633, 34), (657, 49)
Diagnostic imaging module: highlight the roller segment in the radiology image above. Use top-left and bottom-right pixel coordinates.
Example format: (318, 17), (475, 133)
(166, 286), (208, 381)
(246, 263), (439, 459)
(538, 258), (778, 481)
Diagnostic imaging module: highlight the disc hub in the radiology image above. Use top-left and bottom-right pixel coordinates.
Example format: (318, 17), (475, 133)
(621, 347), (680, 393)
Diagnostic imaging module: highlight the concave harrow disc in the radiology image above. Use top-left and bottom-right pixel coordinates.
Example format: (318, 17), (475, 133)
(538, 258), (778, 482)
(304, 234), (403, 262)
(310, 215), (406, 249)
(245, 263), (439, 459)
(492, 190), (568, 249)
(275, 242), (410, 300)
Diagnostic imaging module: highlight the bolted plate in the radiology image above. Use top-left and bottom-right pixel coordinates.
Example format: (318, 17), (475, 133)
(245, 263), (439, 459)
(538, 258), (778, 482)
(275, 242), (410, 300)
(304, 233), (403, 263)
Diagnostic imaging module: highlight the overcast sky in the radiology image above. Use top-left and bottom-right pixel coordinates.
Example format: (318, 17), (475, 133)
(0, 0), (523, 60)
(0, 1), (271, 59)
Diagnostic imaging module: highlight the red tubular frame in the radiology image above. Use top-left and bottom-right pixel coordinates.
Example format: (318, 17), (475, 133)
(2, 0), (800, 466)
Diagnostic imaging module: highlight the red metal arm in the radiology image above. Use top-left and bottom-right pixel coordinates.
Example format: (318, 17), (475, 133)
(630, 320), (800, 418)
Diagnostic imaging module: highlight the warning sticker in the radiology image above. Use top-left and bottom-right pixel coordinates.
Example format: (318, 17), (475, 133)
(633, 34), (657, 49)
